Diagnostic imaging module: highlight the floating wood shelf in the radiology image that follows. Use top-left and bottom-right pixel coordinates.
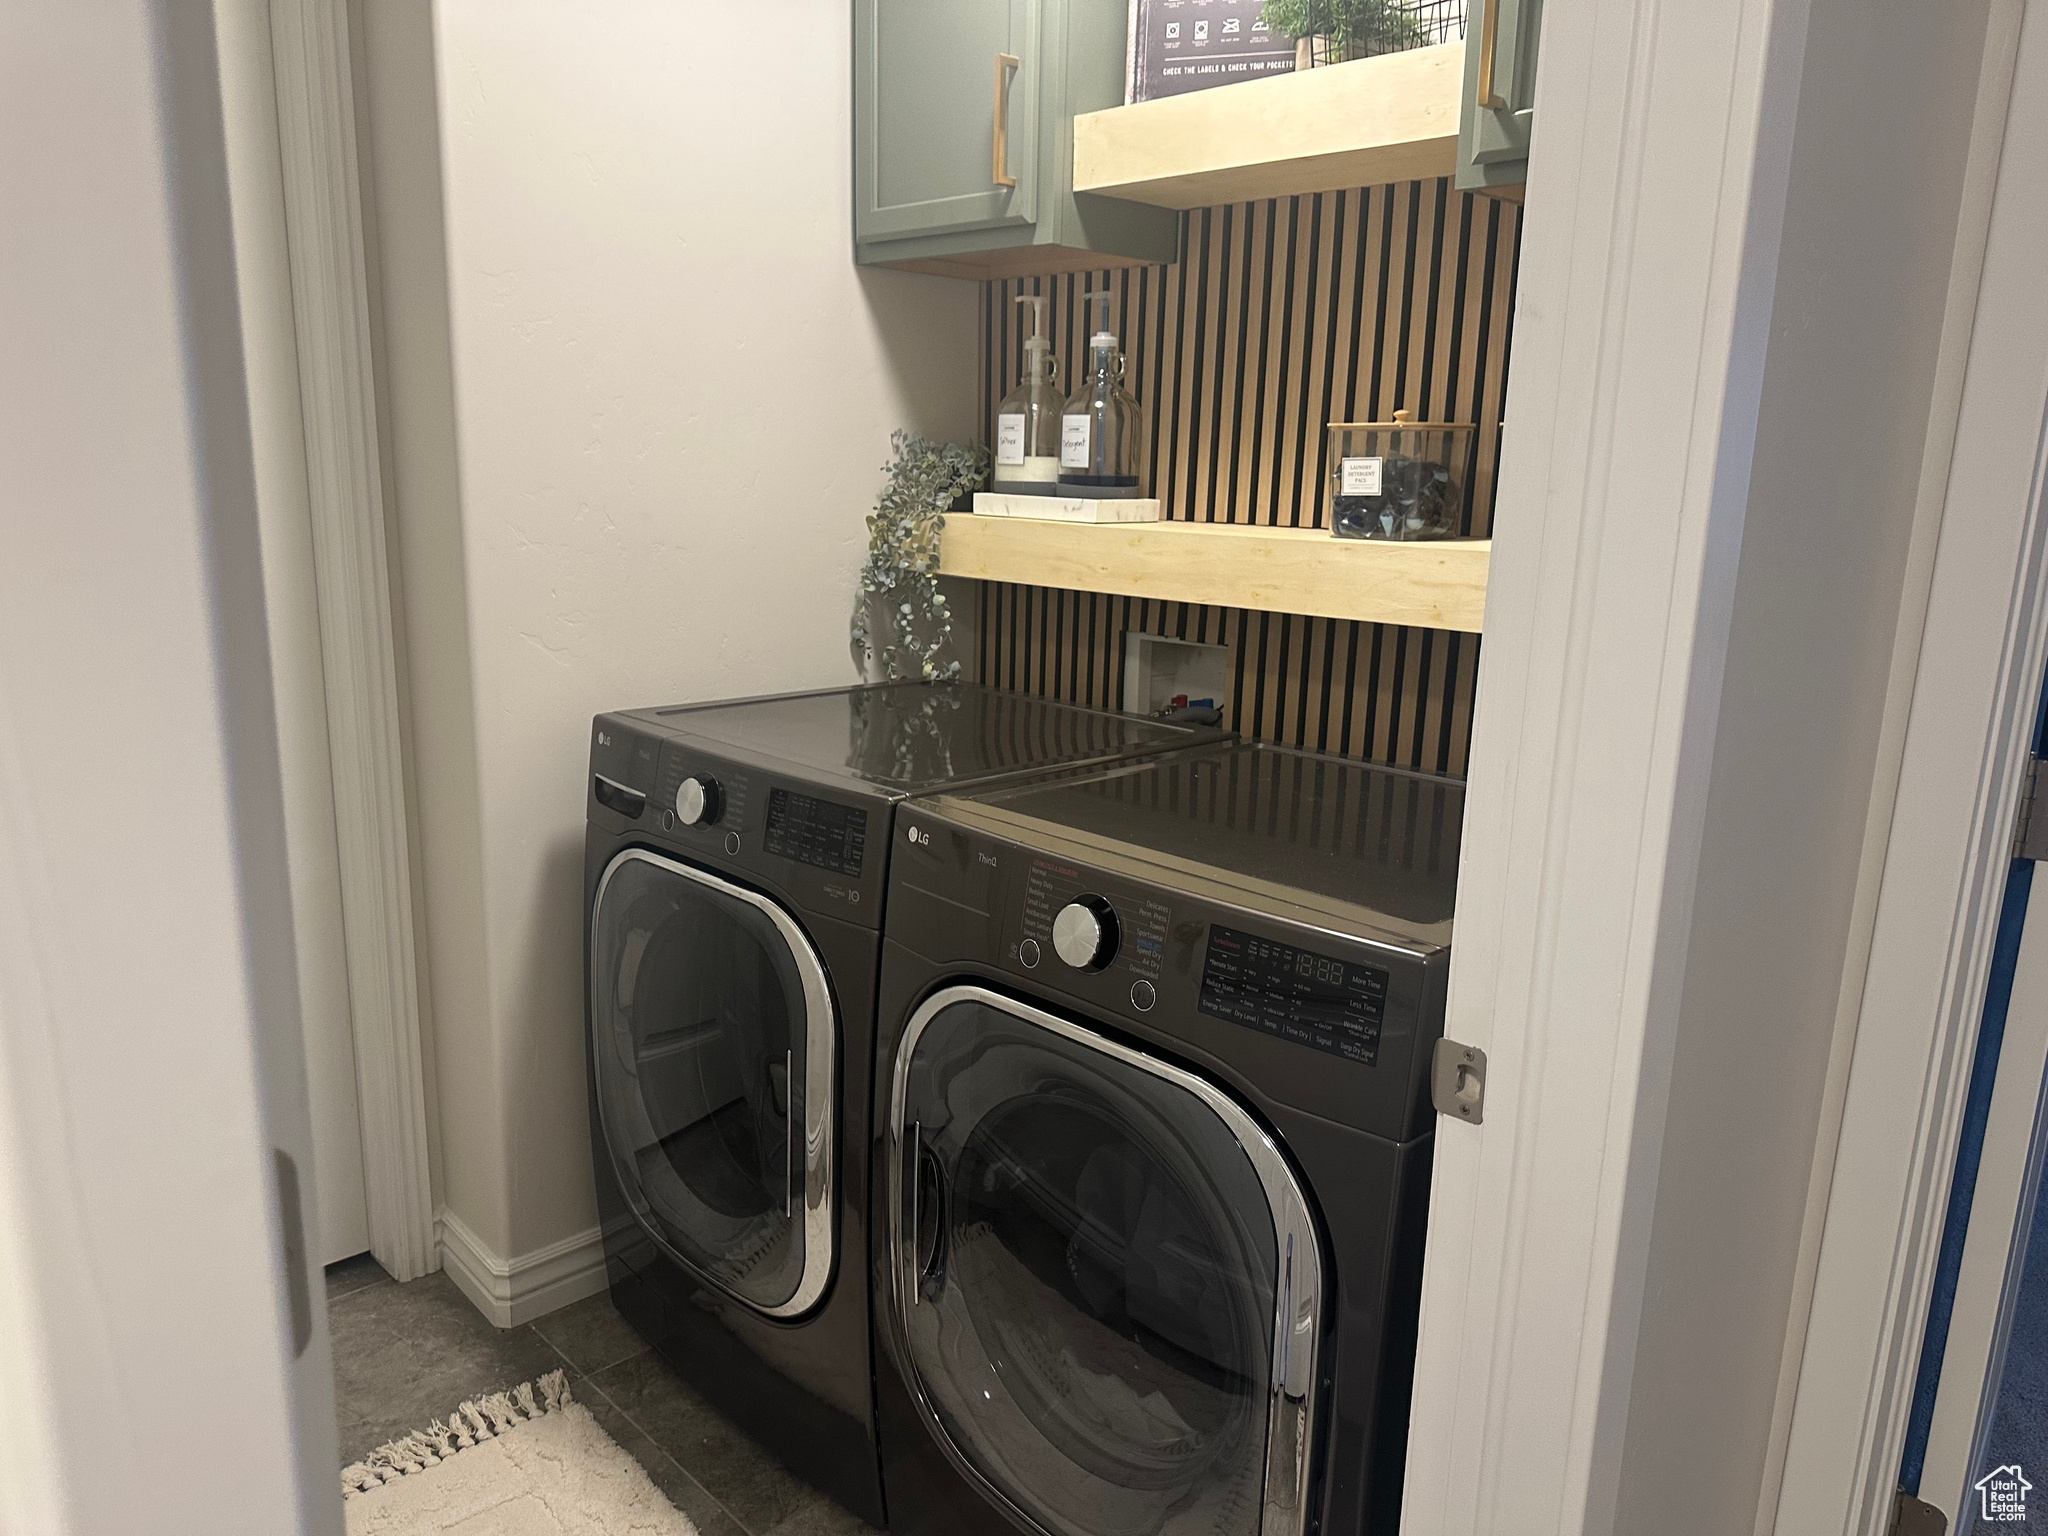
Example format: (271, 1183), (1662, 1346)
(1072, 42), (1464, 210)
(939, 515), (1487, 633)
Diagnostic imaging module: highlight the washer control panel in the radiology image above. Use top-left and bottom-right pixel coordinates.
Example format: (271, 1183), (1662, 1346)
(1018, 858), (1168, 983)
(1052, 896), (1118, 971)
(1198, 924), (1389, 1066)
(886, 805), (1448, 1142)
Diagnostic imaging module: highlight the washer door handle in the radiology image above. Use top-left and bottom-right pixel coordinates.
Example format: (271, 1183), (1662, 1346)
(912, 1128), (949, 1302)
(1265, 1227), (1318, 1519)
(904, 1121), (923, 1307)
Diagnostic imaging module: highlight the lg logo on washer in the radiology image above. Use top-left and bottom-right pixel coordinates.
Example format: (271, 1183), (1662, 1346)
(905, 824), (930, 847)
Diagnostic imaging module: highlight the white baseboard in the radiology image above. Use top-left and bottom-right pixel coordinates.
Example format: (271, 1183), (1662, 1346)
(437, 1207), (608, 1329)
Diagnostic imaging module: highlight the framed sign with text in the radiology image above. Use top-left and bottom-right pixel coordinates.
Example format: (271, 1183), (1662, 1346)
(1126, 0), (1298, 102)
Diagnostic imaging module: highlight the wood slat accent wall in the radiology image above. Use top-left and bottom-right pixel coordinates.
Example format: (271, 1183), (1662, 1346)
(973, 177), (1520, 777)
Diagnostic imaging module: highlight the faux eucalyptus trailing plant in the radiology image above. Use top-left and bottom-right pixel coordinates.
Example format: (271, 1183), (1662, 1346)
(1260, 0), (1428, 62)
(850, 430), (988, 684)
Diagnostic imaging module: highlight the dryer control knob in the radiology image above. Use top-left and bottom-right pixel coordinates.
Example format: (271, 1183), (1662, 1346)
(1052, 896), (1119, 972)
(676, 776), (722, 826)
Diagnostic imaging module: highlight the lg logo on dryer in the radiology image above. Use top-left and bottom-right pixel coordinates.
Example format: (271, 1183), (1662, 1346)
(906, 825), (930, 847)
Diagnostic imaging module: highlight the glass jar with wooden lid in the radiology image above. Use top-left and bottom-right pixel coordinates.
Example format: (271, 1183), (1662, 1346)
(1325, 411), (1473, 540)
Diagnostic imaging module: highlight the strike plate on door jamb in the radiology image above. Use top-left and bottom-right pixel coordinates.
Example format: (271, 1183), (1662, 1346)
(1432, 1039), (1488, 1125)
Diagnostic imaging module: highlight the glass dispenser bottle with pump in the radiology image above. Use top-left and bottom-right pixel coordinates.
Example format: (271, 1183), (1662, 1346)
(1058, 292), (1143, 499)
(992, 294), (1063, 496)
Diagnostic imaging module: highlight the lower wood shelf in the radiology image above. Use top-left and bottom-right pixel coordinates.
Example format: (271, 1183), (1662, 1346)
(938, 515), (1488, 634)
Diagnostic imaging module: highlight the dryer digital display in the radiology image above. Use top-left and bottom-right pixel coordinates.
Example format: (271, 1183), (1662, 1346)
(764, 789), (868, 876)
(1198, 924), (1389, 1065)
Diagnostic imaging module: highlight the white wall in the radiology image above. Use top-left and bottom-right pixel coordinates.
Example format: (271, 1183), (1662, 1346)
(0, 3), (337, 1529)
(358, 1), (980, 1278)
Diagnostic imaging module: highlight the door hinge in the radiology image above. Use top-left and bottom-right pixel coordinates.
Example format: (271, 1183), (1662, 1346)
(2017, 756), (2048, 861)
(1431, 1039), (1487, 1125)
(1888, 1489), (1947, 1536)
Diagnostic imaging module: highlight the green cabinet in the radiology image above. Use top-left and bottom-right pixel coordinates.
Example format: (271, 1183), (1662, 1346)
(854, 0), (1178, 277)
(1456, 0), (1541, 194)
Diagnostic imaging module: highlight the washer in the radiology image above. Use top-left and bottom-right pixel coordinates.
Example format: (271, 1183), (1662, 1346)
(583, 682), (1228, 1524)
(871, 743), (1461, 1536)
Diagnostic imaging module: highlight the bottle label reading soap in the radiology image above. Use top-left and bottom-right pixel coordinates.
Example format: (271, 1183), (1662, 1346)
(1340, 456), (1384, 497)
(1061, 416), (1092, 469)
(996, 414), (1026, 467)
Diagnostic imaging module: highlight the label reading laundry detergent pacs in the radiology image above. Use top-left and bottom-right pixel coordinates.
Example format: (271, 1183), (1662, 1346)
(1340, 456), (1384, 497)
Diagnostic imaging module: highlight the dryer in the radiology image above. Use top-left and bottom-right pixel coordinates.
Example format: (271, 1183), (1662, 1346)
(871, 743), (1461, 1536)
(583, 682), (1228, 1525)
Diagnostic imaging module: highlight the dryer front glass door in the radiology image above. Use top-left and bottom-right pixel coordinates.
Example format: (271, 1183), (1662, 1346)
(888, 986), (1323, 1536)
(590, 849), (834, 1318)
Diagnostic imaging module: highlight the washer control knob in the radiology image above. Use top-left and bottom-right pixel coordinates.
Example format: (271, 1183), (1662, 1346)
(676, 776), (721, 826)
(1052, 896), (1119, 972)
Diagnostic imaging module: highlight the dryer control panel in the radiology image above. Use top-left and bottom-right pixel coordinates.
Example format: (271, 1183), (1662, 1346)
(587, 711), (892, 928)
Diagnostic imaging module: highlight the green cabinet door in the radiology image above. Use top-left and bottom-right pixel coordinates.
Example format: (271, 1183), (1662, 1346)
(853, 0), (1178, 275)
(1456, 0), (1542, 192)
(854, 0), (1041, 244)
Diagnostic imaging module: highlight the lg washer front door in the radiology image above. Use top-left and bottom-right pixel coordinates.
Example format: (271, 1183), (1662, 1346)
(590, 848), (834, 1317)
(887, 985), (1324, 1536)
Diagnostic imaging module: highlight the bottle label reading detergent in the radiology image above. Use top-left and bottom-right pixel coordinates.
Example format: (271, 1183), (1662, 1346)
(996, 414), (1026, 466)
(1060, 416), (1091, 469)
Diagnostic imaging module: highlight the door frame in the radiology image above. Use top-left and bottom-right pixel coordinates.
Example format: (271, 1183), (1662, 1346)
(1769, 3), (2048, 1529)
(265, 0), (438, 1282)
(216, 0), (372, 1266)
(1399, 0), (1820, 1520)
(1399, 0), (2048, 1527)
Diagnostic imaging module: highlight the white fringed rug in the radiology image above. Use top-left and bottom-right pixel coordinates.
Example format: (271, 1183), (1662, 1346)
(341, 1371), (696, 1535)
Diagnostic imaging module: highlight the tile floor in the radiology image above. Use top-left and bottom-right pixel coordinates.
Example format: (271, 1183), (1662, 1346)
(327, 1255), (879, 1536)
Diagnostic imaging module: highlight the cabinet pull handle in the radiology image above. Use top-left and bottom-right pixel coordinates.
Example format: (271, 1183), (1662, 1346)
(993, 51), (1020, 189)
(1476, 0), (1506, 109)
